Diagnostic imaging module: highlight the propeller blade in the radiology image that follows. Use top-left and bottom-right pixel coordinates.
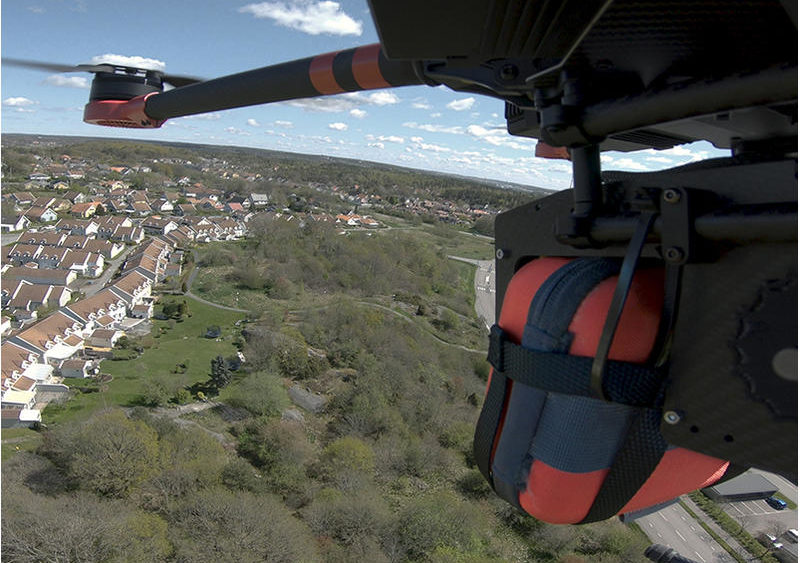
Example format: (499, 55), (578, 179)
(4, 58), (114, 74)
(144, 43), (425, 120)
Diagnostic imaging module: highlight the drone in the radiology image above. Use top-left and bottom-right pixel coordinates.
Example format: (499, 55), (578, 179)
(7, 0), (796, 524)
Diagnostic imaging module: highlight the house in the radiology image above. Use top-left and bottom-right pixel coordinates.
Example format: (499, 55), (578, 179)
(3, 266), (78, 287)
(130, 302), (154, 319)
(54, 218), (99, 236)
(111, 226), (145, 244)
(109, 270), (152, 309)
(60, 250), (104, 277)
(59, 358), (97, 379)
(1, 214), (31, 233)
(61, 289), (127, 333)
(5, 281), (71, 315)
(7, 311), (85, 365)
(32, 196), (56, 208)
(129, 201), (152, 216)
(142, 217), (178, 235)
(175, 203), (196, 216)
(6, 244), (43, 266)
(9, 192), (35, 206)
(83, 239), (125, 259)
(35, 246), (72, 269)
(50, 181), (69, 191)
(17, 231), (66, 246)
(88, 329), (124, 348)
(96, 215), (133, 239)
(24, 205), (58, 225)
(151, 199), (174, 213)
(1, 341), (45, 389)
(70, 201), (101, 218)
(249, 193), (270, 207)
(63, 190), (86, 204)
(60, 235), (91, 249)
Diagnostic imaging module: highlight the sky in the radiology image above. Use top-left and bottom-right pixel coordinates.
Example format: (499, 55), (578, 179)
(1, 0), (727, 189)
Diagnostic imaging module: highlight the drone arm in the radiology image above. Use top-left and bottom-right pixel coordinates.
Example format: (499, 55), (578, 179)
(142, 43), (425, 121)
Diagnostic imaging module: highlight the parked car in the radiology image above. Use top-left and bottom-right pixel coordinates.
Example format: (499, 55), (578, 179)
(766, 496), (788, 510)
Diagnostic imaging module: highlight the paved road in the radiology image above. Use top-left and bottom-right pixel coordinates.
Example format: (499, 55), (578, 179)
(448, 255), (495, 330)
(1, 232), (22, 247)
(637, 501), (736, 562)
(79, 245), (135, 297)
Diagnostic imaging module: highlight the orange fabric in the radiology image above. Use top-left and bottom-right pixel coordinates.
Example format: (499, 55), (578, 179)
(621, 449), (728, 513)
(498, 257), (571, 342)
(519, 460), (609, 524)
(568, 268), (664, 362)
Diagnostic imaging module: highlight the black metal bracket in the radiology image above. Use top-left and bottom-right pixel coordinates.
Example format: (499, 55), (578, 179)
(658, 188), (693, 265)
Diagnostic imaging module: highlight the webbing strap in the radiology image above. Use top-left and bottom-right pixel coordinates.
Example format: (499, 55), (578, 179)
(473, 371), (510, 488)
(488, 325), (663, 408)
(590, 212), (657, 398)
(579, 407), (668, 523)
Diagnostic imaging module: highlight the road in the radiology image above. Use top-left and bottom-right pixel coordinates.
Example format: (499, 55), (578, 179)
(637, 501), (737, 562)
(448, 255), (495, 329)
(78, 245), (135, 297)
(2, 231), (22, 247)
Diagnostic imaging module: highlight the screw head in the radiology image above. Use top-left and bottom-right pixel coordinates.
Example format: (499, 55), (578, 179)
(663, 189), (681, 204)
(495, 248), (506, 260)
(500, 64), (519, 80)
(664, 246), (685, 263)
(663, 410), (682, 425)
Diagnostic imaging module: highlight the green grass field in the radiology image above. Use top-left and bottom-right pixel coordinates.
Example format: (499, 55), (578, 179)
(43, 295), (246, 425)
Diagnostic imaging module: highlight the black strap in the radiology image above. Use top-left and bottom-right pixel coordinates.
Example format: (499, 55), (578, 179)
(488, 325), (664, 408)
(590, 212), (657, 398)
(473, 370), (510, 488)
(579, 407), (668, 523)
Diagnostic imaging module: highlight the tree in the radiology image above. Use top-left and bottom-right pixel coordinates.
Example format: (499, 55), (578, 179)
(43, 409), (160, 498)
(169, 488), (321, 562)
(209, 355), (232, 389)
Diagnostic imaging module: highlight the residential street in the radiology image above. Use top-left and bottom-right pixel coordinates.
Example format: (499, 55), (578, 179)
(77, 245), (135, 297)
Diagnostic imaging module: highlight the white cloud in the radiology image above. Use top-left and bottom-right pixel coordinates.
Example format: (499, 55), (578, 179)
(411, 99), (431, 110)
(365, 91), (399, 105)
(238, 1), (362, 36)
(430, 112), (442, 118)
(605, 157), (650, 171)
(645, 156), (674, 164)
(328, 122), (348, 131)
(366, 134), (403, 144)
(178, 113), (222, 121)
(446, 97), (475, 111)
(3, 97), (37, 107)
(368, 142), (385, 149)
(285, 90), (398, 113)
(225, 127), (250, 136)
(247, 118), (260, 127)
(402, 122), (465, 135)
(44, 75), (89, 88)
(274, 120), (294, 127)
(89, 54), (166, 71)
(349, 108), (367, 119)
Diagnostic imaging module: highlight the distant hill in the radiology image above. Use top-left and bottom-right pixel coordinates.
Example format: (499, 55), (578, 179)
(1, 133), (554, 198)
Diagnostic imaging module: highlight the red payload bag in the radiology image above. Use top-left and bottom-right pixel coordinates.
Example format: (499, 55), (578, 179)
(474, 257), (729, 524)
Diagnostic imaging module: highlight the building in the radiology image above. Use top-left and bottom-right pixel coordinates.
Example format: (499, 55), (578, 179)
(702, 472), (779, 502)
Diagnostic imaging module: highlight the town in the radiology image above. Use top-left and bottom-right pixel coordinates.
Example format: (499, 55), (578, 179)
(1, 135), (534, 428)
